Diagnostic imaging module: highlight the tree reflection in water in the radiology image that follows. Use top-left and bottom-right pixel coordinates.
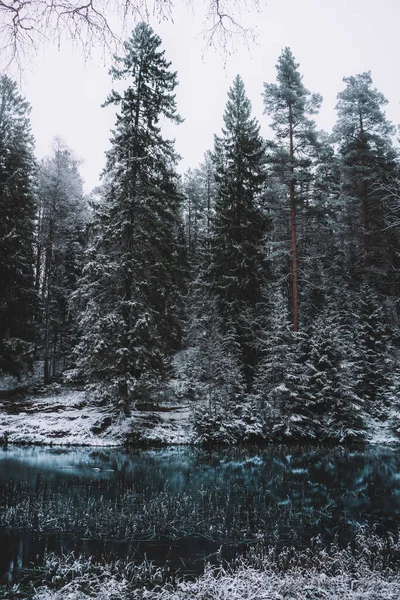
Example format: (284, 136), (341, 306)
(0, 444), (399, 584)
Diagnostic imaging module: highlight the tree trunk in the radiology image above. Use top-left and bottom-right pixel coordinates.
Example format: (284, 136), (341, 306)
(362, 180), (371, 269)
(290, 181), (299, 332)
(359, 114), (371, 270)
(43, 295), (50, 384)
(289, 107), (299, 332)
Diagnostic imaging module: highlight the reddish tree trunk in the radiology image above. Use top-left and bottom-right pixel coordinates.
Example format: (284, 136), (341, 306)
(359, 115), (371, 270)
(362, 180), (371, 269)
(289, 108), (299, 332)
(290, 180), (299, 332)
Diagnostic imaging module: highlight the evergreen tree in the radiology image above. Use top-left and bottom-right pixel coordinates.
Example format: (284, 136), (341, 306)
(355, 286), (392, 404)
(73, 23), (186, 407)
(305, 307), (365, 441)
(210, 74), (268, 386)
(192, 305), (247, 444)
(0, 75), (36, 377)
(263, 48), (322, 331)
(182, 168), (207, 260)
(333, 72), (399, 290)
(182, 153), (217, 272)
(298, 133), (343, 323)
(35, 140), (87, 383)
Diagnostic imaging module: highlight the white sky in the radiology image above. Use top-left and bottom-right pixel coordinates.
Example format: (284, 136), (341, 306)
(10, 0), (400, 192)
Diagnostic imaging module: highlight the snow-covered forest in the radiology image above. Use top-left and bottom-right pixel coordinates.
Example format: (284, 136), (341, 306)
(1, 21), (400, 445)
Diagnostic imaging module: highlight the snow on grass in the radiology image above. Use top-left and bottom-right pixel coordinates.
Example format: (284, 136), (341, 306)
(155, 567), (400, 600)
(32, 570), (400, 600)
(136, 404), (194, 445)
(29, 543), (400, 600)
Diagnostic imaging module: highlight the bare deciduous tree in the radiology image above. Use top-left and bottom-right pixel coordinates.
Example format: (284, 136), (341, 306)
(0, 0), (263, 68)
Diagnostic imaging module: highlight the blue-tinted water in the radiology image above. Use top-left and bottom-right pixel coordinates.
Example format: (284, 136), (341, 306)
(0, 444), (399, 584)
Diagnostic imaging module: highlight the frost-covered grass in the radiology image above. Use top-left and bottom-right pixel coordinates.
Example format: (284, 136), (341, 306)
(0, 473), (265, 541)
(31, 566), (400, 600)
(21, 529), (400, 599)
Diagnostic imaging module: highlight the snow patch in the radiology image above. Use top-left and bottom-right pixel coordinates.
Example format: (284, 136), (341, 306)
(0, 385), (195, 447)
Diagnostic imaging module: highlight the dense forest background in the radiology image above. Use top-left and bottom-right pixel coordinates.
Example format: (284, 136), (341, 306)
(1, 23), (400, 444)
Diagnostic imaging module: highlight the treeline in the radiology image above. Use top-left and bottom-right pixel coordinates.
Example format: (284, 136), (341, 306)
(1, 24), (399, 443)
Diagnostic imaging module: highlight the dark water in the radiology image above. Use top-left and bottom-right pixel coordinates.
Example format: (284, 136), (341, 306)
(1, 444), (400, 585)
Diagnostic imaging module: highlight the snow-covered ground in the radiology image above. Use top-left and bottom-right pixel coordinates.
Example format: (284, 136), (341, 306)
(364, 392), (400, 445)
(0, 389), (129, 446)
(366, 413), (398, 445)
(0, 387), (194, 447)
(0, 352), (399, 447)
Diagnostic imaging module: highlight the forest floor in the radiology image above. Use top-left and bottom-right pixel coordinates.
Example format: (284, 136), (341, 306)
(0, 353), (399, 446)
(0, 381), (398, 447)
(0, 383), (194, 447)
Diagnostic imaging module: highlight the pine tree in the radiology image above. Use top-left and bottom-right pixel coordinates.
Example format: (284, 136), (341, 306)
(333, 72), (399, 289)
(263, 48), (322, 331)
(73, 23), (186, 407)
(0, 75), (36, 377)
(193, 305), (247, 444)
(210, 74), (268, 386)
(182, 154), (217, 276)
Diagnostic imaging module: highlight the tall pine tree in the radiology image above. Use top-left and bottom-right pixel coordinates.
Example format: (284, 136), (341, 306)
(333, 72), (399, 288)
(73, 23), (186, 408)
(0, 76), (36, 377)
(263, 48), (321, 331)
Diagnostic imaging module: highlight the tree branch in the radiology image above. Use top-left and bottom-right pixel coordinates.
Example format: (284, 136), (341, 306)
(0, 0), (265, 69)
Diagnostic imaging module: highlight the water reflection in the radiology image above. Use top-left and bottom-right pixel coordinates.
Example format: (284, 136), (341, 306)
(0, 444), (400, 583)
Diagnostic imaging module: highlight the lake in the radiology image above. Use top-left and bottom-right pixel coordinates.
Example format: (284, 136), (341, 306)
(1, 444), (400, 587)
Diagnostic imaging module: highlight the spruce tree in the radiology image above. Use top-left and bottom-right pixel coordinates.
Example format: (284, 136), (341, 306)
(210, 74), (268, 386)
(73, 23), (186, 407)
(0, 76), (36, 377)
(263, 48), (322, 331)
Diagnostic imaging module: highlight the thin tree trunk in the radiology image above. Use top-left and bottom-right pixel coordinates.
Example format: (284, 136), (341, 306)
(359, 115), (371, 270)
(188, 193), (192, 251)
(43, 295), (50, 384)
(362, 180), (371, 269)
(289, 107), (299, 332)
(290, 181), (299, 332)
(52, 331), (57, 377)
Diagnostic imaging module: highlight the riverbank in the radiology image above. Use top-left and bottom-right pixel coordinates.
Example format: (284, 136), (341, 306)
(0, 360), (399, 447)
(1, 386), (399, 447)
(0, 386), (194, 446)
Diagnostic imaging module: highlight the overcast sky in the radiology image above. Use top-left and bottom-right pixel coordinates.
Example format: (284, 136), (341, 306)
(12, 0), (400, 192)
